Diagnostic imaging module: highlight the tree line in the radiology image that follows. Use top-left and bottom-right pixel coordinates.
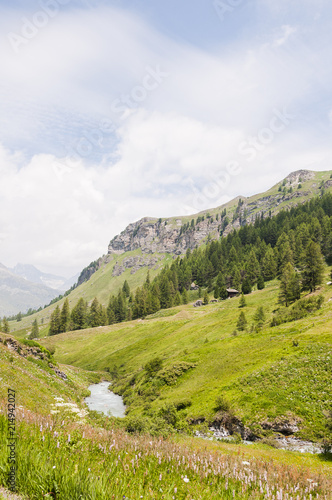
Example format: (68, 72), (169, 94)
(47, 192), (332, 335)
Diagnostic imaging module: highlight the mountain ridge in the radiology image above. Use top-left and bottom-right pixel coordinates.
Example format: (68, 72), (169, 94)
(107, 169), (317, 257)
(10, 263), (77, 291)
(0, 264), (60, 317)
(7, 168), (332, 330)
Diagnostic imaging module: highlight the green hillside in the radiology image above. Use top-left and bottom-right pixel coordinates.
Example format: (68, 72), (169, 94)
(1, 315), (332, 499)
(0, 334), (103, 416)
(7, 169), (332, 335)
(9, 250), (173, 337)
(40, 273), (332, 443)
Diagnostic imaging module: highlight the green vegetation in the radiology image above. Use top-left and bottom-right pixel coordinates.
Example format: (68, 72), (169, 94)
(41, 274), (332, 443)
(1, 408), (330, 500)
(36, 192), (332, 339)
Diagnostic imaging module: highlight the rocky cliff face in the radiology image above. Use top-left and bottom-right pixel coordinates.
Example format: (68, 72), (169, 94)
(72, 169), (328, 285)
(107, 170), (318, 258)
(108, 217), (222, 256)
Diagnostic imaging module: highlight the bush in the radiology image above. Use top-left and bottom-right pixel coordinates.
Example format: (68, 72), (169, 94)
(214, 395), (230, 412)
(157, 362), (197, 385)
(321, 438), (332, 455)
(125, 415), (149, 434)
(158, 403), (178, 426)
(145, 357), (163, 376)
(260, 437), (281, 449)
(270, 295), (324, 326)
(174, 399), (192, 411)
(81, 389), (91, 398)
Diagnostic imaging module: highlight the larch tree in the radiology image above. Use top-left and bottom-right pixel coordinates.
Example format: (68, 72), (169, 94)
(301, 240), (325, 292)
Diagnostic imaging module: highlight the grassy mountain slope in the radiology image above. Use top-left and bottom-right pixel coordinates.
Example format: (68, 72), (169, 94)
(1, 320), (332, 499)
(8, 169), (332, 335)
(40, 270), (332, 442)
(9, 250), (174, 337)
(0, 334), (102, 416)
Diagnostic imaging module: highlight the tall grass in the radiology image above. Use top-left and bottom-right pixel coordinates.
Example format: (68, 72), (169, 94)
(0, 403), (330, 499)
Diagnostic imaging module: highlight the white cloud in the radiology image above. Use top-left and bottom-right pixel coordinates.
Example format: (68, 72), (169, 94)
(0, 2), (332, 276)
(273, 25), (297, 47)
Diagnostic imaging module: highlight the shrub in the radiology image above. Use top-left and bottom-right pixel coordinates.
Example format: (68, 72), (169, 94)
(321, 438), (332, 455)
(125, 415), (149, 434)
(270, 295), (324, 326)
(157, 362), (197, 385)
(145, 357), (163, 377)
(81, 389), (91, 398)
(158, 403), (178, 426)
(174, 399), (192, 411)
(214, 395), (230, 412)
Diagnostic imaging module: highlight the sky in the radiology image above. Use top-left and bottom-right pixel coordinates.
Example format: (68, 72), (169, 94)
(0, 0), (332, 277)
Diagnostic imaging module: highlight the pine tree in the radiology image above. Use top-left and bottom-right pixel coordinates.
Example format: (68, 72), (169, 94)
(277, 234), (294, 273)
(160, 277), (173, 309)
(231, 265), (241, 290)
(122, 280), (130, 298)
(237, 311), (247, 331)
(253, 306), (265, 328)
(279, 262), (300, 306)
(127, 307), (133, 321)
(301, 240), (325, 292)
(89, 297), (101, 327)
(262, 246), (277, 281)
(214, 286), (219, 299)
(70, 298), (87, 330)
(174, 291), (182, 306)
(49, 306), (61, 335)
(239, 293), (246, 308)
(99, 305), (108, 326)
(245, 250), (260, 285)
(257, 274), (265, 290)
(218, 284), (228, 300)
(203, 290), (209, 305)
(108, 307), (116, 325)
(182, 289), (188, 304)
(107, 295), (116, 324)
(115, 292), (127, 322)
(216, 272), (227, 300)
(2, 317), (10, 334)
(30, 319), (39, 338)
(241, 277), (252, 295)
(59, 298), (70, 333)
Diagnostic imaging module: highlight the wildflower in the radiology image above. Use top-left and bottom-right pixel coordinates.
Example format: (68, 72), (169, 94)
(88, 468), (91, 472)
(68, 434), (70, 443)
(159, 474), (162, 481)
(183, 476), (189, 483)
(40, 424), (43, 432)
(242, 461), (250, 465)
(174, 487), (177, 493)
(57, 442), (60, 448)
(53, 466), (56, 469)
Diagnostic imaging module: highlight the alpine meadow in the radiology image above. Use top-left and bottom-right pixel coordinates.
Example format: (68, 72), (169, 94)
(1, 170), (332, 499)
(2, 1), (332, 498)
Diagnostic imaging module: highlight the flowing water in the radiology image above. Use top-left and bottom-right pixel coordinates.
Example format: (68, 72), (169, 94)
(85, 381), (126, 418)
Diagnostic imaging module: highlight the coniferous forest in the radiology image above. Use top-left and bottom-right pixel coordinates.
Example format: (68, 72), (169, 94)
(48, 193), (332, 335)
